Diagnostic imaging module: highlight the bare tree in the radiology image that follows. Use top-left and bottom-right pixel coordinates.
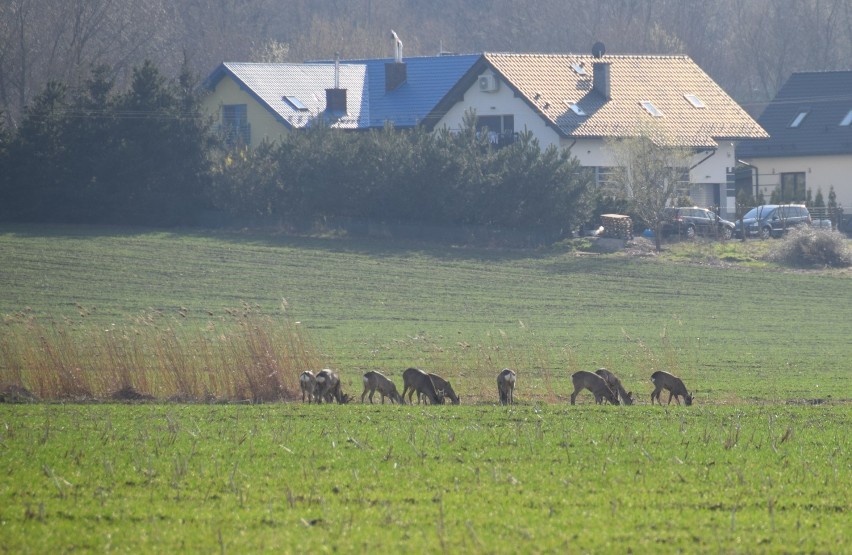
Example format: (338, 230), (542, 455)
(606, 121), (694, 252)
(0, 0), (171, 128)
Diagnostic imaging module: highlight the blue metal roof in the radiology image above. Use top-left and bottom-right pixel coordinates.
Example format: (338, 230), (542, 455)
(312, 54), (482, 128)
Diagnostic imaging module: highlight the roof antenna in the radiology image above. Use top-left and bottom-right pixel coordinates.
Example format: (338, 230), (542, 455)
(391, 30), (403, 63)
(334, 51), (340, 89)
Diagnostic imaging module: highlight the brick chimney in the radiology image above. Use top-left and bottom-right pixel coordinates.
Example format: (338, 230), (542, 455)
(593, 62), (611, 100)
(591, 41), (610, 100)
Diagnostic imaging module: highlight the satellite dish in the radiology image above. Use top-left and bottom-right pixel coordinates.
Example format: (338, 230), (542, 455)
(592, 42), (606, 59)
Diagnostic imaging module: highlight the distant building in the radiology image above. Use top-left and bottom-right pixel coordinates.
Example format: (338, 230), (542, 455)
(203, 41), (767, 219)
(737, 71), (852, 211)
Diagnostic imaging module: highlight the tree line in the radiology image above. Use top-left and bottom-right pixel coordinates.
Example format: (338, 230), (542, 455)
(3, 0), (852, 129)
(0, 64), (596, 238)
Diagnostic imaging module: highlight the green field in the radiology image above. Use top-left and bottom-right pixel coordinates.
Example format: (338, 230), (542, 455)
(1, 224), (850, 402)
(0, 224), (850, 552)
(0, 404), (848, 553)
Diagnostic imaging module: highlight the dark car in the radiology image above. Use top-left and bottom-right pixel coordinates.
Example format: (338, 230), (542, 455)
(660, 207), (735, 240)
(734, 204), (812, 239)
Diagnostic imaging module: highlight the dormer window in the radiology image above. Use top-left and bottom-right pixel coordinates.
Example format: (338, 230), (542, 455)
(640, 101), (663, 117)
(789, 110), (809, 128)
(840, 109), (852, 126)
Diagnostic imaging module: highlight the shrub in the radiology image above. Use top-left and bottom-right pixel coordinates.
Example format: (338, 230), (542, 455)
(768, 227), (852, 268)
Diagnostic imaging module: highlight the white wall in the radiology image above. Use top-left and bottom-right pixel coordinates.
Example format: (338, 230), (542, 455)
(743, 154), (852, 209)
(436, 71), (562, 148)
(567, 139), (734, 186)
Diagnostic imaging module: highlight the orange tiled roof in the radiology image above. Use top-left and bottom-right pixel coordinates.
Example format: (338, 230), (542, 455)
(484, 53), (767, 148)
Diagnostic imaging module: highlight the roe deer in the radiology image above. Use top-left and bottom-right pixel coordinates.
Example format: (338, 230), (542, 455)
(315, 369), (348, 404)
(361, 371), (404, 404)
(299, 371), (316, 403)
(570, 370), (618, 405)
(650, 371), (693, 406)
(497, 368), (516, 405)
(401, 367), (444, 405)
(594, 368), (634, 406)
(429, 373), (460, 405)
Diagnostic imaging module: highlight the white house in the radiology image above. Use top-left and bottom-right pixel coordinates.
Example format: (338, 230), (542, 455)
(429, 50), (767, 219)
(202, 43), (767, 220)
(737, 70), (852, 220)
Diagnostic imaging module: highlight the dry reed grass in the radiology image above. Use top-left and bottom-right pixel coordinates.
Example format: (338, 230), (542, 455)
(0, 304), (321, 402)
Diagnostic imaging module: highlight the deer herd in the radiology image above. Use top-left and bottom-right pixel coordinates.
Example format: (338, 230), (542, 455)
(299, 367), (694, 406)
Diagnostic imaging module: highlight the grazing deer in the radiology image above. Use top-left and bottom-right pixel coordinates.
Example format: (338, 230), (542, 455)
(299, 371), (316, 403)
(429, 373), (460, 405)
(570, 370), (618, 405)
(315, 369), (348, 404)
(650, 371), (693, 406)
(497, 368), (516, 405)
(401, 367), (444, 405)
(361, 371), (404, 404)
(594, 368), (634, 406)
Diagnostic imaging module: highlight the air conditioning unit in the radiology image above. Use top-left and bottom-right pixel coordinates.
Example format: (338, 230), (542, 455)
(478, 74), (499, 93)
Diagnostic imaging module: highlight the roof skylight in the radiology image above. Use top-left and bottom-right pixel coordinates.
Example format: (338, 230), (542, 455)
(565, 100), (587, 116)
(640, 101), (663, 117)
(789, 110), (809, 128)
(571, 62), (587, 76)
(841, 109), (852, 126)
(684, 94), (705, 108)
(283, 95), (308, 111)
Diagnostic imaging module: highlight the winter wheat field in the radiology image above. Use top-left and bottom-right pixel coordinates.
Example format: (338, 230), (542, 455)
(0, 225), (849, 553)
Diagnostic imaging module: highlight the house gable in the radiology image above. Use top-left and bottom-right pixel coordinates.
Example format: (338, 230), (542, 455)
(202, 62), (369, 140)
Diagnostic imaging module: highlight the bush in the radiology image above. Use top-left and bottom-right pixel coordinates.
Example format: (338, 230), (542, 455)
(768, 227), (852, 268)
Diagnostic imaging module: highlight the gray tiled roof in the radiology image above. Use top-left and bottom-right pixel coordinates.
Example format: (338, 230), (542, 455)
(209, 62), (368, 128)
(485, 53), (767, 147)
(737, 71), (852, 158)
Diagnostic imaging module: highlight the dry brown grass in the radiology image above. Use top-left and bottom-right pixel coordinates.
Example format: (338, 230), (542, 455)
(389, 324), (568, 405)
(0, 304), (321, 402)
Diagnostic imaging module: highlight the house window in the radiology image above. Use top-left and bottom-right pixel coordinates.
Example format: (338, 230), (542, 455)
(789, 110), (809, 128)
(640, 101), (663, 117)
(779, 172), (806, 202)
(684, 94), (705, 108)
(595, 167), (618, 193)
(221, 104), (250, 146)
(566, 101), (587, 116)
(674, 169), (691, 200)
(283, 96), (308, 111)
(476, 115), (516, 146)
(840, 109), (852, 126)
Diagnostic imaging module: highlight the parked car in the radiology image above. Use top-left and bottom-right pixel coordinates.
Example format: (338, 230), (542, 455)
(660, 207), (735, 240)
(734, 204), (812, 239)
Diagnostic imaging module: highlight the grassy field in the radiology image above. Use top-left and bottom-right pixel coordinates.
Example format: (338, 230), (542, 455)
(0, 224), (850, 552)
(1, 224), (850, 402)
(0, 403), (848, 553)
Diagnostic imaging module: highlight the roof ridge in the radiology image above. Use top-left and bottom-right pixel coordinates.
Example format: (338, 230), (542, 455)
(484, 52), (692, 59)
